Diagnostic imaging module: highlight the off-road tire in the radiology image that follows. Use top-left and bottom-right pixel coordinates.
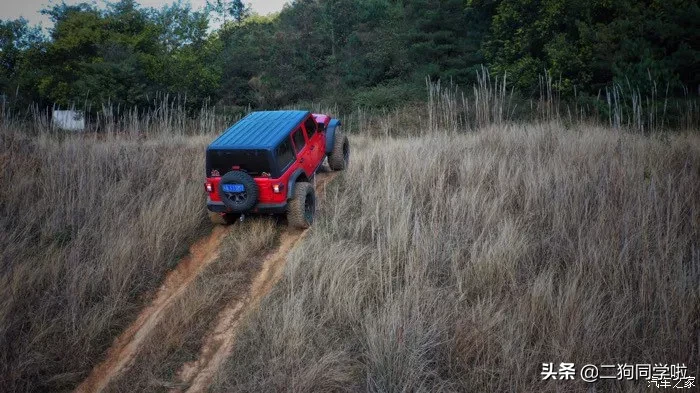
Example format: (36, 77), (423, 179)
(329, 132), (349, 171)
(218, 170), (258, 213)
(287, 182), (315, 229)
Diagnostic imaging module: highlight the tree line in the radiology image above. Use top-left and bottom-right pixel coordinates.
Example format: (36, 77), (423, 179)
(1, 0), (698, 114)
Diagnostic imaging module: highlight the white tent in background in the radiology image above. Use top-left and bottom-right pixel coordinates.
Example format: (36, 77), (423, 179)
(52, 110), (85, 131)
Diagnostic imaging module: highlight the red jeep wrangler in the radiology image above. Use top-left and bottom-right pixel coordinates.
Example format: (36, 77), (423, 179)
(205, 111), (349, 228)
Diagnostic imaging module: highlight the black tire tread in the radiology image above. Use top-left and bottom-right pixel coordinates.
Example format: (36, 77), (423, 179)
(328, 132), (349, 171)
(287, 182), (315, 229)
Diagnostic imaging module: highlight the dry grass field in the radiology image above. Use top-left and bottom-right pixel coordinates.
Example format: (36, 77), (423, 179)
(1, 92), (698, 392)
(210, 125), (700, 392)
(0, 127), (214, 391)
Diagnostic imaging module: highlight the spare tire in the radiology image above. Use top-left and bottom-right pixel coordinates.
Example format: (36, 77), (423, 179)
(218, 170), (258, 213)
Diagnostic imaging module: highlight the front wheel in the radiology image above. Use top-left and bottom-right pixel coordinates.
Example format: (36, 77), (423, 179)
(329, 133), (349, 171)
(287, 182), (315, 229)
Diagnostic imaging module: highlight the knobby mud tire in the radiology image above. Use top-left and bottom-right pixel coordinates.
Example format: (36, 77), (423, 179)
(287, 182), (315, 229)
(329, 132), (349, 171)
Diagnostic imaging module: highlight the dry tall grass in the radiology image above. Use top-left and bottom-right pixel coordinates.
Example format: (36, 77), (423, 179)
(0, 127), (214, 391)
(211, 125), (699, 392)
(1, 78), (699, 392)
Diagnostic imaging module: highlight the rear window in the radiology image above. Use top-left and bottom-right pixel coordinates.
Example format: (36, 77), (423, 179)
(292, 128), (306, 153)
(276, 137), (295, 172)
(304, 117), (317, 138)
(206, 149), (270, 177)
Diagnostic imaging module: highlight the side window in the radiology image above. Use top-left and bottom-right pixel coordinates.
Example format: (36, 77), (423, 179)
(292, 128), (306, 153)
(276, 137), (295, 171)
(304, 117), (317, 138)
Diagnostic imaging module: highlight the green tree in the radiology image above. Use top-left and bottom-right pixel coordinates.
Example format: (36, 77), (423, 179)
(0, 18), (45, 106)
(216, 15), (277, 107)
(37, 1), (158, 107)
(2, 0), (696, 113)
(483, 0), (700, 95)
(403, 0), (490, 86)
(208, 0), (251, 24)
(33, 0), (220, 110)
(154, 2), (221, 108)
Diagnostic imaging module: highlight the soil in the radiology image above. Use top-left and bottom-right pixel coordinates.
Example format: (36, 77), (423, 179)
(175, 171), (337, 393)
(75, 171), (338, 393)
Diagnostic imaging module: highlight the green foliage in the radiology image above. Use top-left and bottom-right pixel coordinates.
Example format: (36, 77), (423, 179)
(352, 82), (425, 108)
(0, 0), (697, 114)
(0, 18), (45, 106)
(208, 0), (251, 24)
(484, 0), (700, 96)
(212, 0), (488, 110)
(7, 0), (221, 110)
(403, 0), (489, 86)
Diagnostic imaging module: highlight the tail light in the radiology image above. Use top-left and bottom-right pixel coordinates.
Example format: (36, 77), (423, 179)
(205, 182), (213, 193)
(272, 183), (284, 193)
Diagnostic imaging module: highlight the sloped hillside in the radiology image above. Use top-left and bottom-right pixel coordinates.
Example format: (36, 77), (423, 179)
(211, 125), (700, 392)
(0, 129), (212, 391)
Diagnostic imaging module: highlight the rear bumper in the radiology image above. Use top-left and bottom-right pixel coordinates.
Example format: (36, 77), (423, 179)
(207, 198), (287, 214)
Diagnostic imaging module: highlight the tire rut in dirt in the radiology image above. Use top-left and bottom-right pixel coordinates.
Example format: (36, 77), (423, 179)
(78, 172), (339, 393)
(172, 172), (338, 393)
(74, 226), (230, 393)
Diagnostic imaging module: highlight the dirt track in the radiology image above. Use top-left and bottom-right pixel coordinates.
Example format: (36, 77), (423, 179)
(174, 229), (311, 393)
(75, 225), (228, 393)
(175, 171), (337, 393)
(75, 171), (337, 393)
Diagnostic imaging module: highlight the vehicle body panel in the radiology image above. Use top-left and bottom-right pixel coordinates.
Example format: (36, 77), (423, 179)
(205, 110), (334, 215)
(325, 118), (342, 154)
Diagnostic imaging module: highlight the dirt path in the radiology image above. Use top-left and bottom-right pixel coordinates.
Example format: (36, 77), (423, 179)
(75, 171), (338, 393)
(175, 172), (337, 393)
(75, 225), (230, 393)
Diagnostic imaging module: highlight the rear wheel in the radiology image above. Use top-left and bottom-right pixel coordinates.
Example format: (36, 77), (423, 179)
(329, 132), (349, 171)
(287, 182), (315, 229)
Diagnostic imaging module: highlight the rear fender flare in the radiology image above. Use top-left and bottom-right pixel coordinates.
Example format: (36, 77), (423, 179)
(325, 119), (342, 155)
(286, 168), (307, 199)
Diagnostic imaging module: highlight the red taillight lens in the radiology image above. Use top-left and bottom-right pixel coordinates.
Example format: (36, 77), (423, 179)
(205, 183), (213, 193)
(272, 183), (284, 193)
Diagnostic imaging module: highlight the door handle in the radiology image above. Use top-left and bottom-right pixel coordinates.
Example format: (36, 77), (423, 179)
(310, 145), (316, 151)
(300, 158), (305, 163)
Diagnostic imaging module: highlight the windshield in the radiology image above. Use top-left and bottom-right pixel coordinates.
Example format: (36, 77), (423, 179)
(206, 149), (271, 177)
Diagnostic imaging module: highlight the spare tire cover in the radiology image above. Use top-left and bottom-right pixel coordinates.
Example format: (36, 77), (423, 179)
(218, 170), (259, 213)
